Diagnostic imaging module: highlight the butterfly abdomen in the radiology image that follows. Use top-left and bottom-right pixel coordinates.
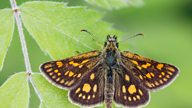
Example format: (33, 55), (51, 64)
(104, 68), (114, 108)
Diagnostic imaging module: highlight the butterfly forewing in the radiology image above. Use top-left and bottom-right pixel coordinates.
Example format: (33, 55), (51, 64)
(40, 50), (101, 89)
(69, 64), (105, 106)
(121, 51), (179, 90)
(114, 64), (149, 107)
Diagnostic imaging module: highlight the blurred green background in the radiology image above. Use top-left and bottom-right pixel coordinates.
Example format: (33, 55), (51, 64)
(0, 0), (192, 108)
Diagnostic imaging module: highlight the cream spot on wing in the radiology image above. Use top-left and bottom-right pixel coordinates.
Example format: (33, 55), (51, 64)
(167, 67), (175, 72)
(57, 73), (61, 76)
(78, 93), (82, 97)
(146, 73), (152, 79)
(56, 61), (63, 68)
(128, 96), (132, 101)
(128, 85), (137, 94)
(60, 79), (65, 84)
(49, 72), (53, 76)
(87, 95), (91, 100)
(163, 78), (167, 82)
(159, 80), (163, 84)
(56, 78), (60, 82)
(156, 64), (164, 70)
(125, 74), (130, 81)
(82, 95), (86, 99)
(141, 63), (151, 68)
(131, 60), (138, 65)
(138, 89), (143, 96)
(46, 68), (52, 72)
(69, 61), (80, 67)
(166, 75), (170, 78)
(90, 73), (95, 80)
(65, 71), (69, 76)
(136, 95), (140, 100)
(68, 71), (74, 77)
(92, 94), (95, 98)
(93, 84), (97, 92)
(124, 96), (127, 100)
(67, 80), (75, 86)
(122, 85), (126, 93)
(150, 72), (155, 77)
(75, 88), (81, 94)
(44, 64), (52, 68)
(155, 81), (159, 86)
(82, 83), (91, 93)
(139, 75), (143, 80)
(77, 73), (81, 78)
(137, 66), (142, 70)
(161, 72), (165, 76)
(81, 59), (89, 64)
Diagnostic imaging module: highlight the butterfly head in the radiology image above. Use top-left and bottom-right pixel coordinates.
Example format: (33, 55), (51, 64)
(104, 35), (119, 50)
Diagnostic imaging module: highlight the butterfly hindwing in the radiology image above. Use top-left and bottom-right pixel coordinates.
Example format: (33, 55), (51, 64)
(121, 51), (179, 90)
(114, 64), (149, 107)
(40, 50), (101, 89)
(69, 64), (105, 107)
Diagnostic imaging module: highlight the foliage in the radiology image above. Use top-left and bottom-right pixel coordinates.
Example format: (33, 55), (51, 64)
(0, 9), (14, 71)
(0, 72), (29, 108)
(0, 0), (191, 108)
(85, 0), (144, 10)
(0, 1), (124, 108)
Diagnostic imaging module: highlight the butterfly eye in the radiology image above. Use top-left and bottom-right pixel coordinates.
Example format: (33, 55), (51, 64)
(107, 35), (110, 40)
(113, 35), (117, 40)
(116, 42), (119, 48)
(104, 41), (107, 47)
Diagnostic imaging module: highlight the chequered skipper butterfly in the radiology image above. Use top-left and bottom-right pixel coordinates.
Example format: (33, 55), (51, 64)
(40, 35), (179, 108)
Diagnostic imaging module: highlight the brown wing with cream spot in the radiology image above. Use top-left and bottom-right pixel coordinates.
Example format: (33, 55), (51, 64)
(69, 64), (105, 106)
(114, 64), (149, 107)
(121, 51), (179, 90)
(40, 50), (101, 89)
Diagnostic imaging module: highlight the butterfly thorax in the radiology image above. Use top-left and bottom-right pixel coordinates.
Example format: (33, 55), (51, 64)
(103, 35), (119, 66)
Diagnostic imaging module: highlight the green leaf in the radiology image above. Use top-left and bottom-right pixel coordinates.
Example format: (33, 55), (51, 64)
(85, 0), (144, 10)
(0, 9), (15, 71)
(20, 1), (122, 59)
(32, 73), (79, 108)
(0, 72), (29, 108)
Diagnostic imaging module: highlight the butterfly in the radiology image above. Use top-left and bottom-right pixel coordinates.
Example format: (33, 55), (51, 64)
(40, 35), (179, 108)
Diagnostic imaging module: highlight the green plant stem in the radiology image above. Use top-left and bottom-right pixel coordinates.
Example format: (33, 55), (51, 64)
(9, 0), (43, 101)
(9, 0), (32, 74)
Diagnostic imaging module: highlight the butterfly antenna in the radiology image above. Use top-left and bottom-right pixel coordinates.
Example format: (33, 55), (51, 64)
(119, 33), (144, 42)
(80, 29), (103, 48)
(127, 33), (144, 39)
(81, 29), (95, 40)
